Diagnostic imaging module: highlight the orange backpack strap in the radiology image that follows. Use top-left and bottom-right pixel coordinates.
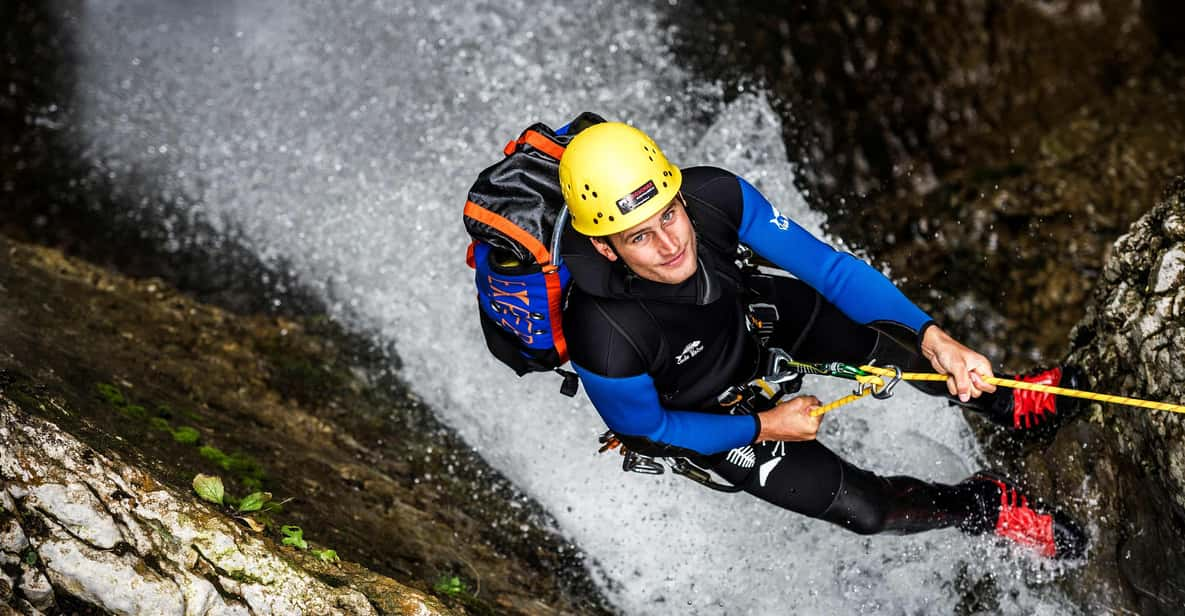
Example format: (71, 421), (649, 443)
(465, 240), (477, 269)
(541, 264), (569, 362)
(463, 200), (552, 266)
(502, 129), (566, 160)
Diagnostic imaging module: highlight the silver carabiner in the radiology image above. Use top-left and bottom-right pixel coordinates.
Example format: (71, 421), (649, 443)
(622, 450), (665, 475)
(763, 347), (800, 386)
(872, 365), (903, 400)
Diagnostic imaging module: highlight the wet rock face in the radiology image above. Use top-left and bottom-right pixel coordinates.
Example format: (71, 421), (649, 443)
(0, 235), (611, 615)
(993, 178), (1185, 615)
(1070, 178), (1185, 508)
(1, 400), (437, 615)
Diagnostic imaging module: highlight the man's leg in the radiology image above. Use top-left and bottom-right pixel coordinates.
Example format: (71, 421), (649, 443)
(707, 439), (1086, 558)
(709, 438), (984, 535)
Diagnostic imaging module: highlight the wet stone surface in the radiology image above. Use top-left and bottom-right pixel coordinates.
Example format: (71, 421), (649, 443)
(971, 178), (1185, 616)
(0, 235), (610, 615)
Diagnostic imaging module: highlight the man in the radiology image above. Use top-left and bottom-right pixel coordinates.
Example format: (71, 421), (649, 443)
(557, 121), (1087, 559)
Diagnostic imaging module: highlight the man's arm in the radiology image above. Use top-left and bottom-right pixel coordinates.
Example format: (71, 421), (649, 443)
(572, 363), (760, 455)
(735, 177), (931, 332)
(734, 176), (996, 400)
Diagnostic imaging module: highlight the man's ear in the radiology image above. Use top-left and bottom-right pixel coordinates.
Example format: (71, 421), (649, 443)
(589, 237), (618, 262)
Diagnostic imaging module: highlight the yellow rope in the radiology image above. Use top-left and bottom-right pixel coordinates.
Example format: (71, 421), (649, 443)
(810, 389), (873, 416)
(809, 364), (1185, 417)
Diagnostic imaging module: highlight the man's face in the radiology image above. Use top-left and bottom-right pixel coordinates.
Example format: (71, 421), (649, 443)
(590, 194), (698, 285)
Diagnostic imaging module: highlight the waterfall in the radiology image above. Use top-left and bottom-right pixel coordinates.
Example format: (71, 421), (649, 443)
(66, 0), (1078, 612)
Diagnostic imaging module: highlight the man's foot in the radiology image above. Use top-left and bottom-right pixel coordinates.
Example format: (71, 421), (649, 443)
(987, 365), (1088, 430)
(963, 472), (1088, 559)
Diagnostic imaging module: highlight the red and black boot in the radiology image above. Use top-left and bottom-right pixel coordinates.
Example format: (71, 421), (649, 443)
(986, 365), (1088, 431)
(960, 472), (1088, 559)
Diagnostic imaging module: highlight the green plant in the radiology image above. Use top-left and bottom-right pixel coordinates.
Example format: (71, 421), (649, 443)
(171, 426), (200, 444)
(434, 575), (468, 597)
(199, 445), (228, 465)
(95, 383), (125, 406)
(280, 525), (308, 550)
(311, 549), (339, 563)
(190, 476), (337, 563)
(236, 491), (271, 513)
(193, 474), (225, 506)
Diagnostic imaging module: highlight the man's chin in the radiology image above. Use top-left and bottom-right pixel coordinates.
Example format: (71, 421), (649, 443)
(660, 261), (698, 285)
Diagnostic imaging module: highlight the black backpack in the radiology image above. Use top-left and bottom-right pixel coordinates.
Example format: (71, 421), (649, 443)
(462, 112), (606, 396)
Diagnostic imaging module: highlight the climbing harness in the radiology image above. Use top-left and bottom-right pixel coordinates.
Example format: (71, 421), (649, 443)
(597, 346), (812, 493)
(715, 347), (805, 416)
(597, 431), (744, 492)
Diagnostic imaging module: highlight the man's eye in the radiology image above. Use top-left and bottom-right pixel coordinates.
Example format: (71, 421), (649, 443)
(662, 209), (675, 222)
(631, 233), (646, 244)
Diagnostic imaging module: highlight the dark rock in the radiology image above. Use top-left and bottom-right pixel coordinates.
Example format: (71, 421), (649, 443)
(993, 178), (1185, 615)
(668, 0), (1185, 366)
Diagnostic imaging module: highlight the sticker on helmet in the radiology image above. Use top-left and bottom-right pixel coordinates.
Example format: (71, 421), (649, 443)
(615, 179), (658, 215)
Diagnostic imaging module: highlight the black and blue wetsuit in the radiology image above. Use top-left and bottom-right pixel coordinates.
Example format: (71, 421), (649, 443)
(562, 166), (1003, 535)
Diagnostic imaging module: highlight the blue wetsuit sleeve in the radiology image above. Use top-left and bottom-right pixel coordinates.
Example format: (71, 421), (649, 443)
(735, 177), (932, 332)
(571, 362), (760, 455)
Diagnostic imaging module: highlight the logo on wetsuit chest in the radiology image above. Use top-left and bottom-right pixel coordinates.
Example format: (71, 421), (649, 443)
(675, 340), (704, 365)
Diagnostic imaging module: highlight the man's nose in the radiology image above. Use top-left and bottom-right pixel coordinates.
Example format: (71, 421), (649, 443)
(655, 229), (678, 254)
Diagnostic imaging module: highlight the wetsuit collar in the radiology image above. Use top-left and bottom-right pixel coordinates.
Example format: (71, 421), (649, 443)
(561, 224), (728, 305)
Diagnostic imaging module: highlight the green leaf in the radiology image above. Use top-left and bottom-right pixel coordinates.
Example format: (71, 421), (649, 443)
(123, 404), (148, 420)
(192, 474), (225, 506)
(237, 491), (271, 513)
(171, 426), (200, 444)
(311, 548), (339, 563)
(95, 383), (125, 407)
(280, 525), (307, 550)
(434, 575), (466, 596)
(23, 550), (38, 566)
(199, 445), (229, 467)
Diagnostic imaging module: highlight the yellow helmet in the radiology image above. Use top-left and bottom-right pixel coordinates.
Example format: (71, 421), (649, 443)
(559, 122), (682, 237)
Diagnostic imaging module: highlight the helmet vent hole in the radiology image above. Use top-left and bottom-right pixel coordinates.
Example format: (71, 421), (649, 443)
(608, 216), (615, 221)
(591, 191), (597, 198)
(648, 156), (654, 161)
(581, 194), (587, 200)
(592, 219), (599, 225)
(584, 184), (590, 190)
(662, 181), (668, 188)
(597, 212), (603, 218)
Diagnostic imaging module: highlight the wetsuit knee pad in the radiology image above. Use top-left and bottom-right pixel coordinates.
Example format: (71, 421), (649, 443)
(818, 462), (890, 535)
(712, 440), (845, 517)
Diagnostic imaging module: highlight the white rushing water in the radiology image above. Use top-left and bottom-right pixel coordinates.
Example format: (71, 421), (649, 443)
(65, 1), (1084, 613)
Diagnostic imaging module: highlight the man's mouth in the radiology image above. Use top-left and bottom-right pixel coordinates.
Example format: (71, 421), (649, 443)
(663, 248), (686, 268)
